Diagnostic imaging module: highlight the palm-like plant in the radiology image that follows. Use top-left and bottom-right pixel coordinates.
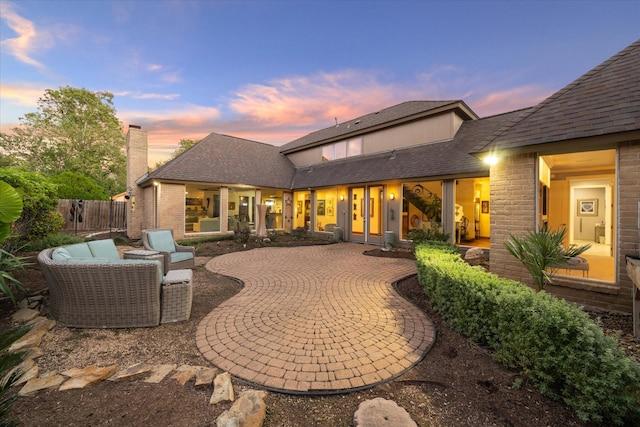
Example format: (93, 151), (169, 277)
(0, 181), (26, 304)
(0, 326), (30, 427)
(504, 225), (591, 290)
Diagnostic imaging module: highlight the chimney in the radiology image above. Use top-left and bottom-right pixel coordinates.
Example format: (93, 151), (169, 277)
(126, 126), (148, 239)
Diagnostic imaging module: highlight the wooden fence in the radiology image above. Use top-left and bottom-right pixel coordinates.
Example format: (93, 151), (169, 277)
(57, 199), (127, 233)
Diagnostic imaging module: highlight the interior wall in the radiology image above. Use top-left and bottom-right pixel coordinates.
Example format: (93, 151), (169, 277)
(549, 176), (614, 245)
(572, 185), (608, 243)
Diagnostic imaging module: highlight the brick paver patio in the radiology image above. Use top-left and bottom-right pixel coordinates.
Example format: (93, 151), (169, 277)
(196, 243), (435, 394)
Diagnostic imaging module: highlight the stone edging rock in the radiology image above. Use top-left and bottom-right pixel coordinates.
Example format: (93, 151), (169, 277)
(7, 308), (267, 426)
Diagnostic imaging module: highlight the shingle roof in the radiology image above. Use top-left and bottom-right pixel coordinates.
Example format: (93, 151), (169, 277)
(291, 109), (523, 189)
(280, 100), (478, 153)
(141, 133), (295, 188)
(477, 39), (640, 152)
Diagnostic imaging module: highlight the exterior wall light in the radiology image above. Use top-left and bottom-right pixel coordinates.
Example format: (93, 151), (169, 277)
(484, 155), (499, 166)
(340, 195), (345, 201)
(389, 193), (395, 200)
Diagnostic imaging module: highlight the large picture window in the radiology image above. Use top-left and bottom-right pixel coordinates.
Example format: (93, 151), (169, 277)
(401, 181), (442, 240)
(321, 137), (362, 161)
(541, 150), (615, 283)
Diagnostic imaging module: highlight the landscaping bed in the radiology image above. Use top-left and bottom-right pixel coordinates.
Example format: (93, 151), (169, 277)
(2, 234), (638, 426)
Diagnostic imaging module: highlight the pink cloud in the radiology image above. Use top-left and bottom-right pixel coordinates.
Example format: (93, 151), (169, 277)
(0, 1), (45, 69)
(469, 85), (551, 117)
(119, 105), (224, 167)
(0, 83), (46, 107)
(229, 70), (400, 129)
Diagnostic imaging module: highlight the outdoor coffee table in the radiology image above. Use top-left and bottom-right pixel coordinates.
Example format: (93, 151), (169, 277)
(123, 249), (164, 271)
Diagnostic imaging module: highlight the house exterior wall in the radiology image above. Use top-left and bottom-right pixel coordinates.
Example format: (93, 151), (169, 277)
(490, 141), (640, 314)
(285, 112), (463, 167)
(364, 112), (460, 155)
(488, 153), (537, 285)
(156, 183), (188, 239)
(141, 187), (154, 234)
(616, 140), (640, 308)
(287, 147), (322, 167)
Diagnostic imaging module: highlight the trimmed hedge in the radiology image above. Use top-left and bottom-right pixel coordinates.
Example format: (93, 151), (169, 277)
(415, 243), (640, 425)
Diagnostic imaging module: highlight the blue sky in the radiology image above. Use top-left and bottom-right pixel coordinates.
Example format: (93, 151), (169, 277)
(1, 0), (638, 166)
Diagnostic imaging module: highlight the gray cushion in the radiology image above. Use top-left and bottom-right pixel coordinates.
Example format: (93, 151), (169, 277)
(51, 247), (72, 261)
(87, 240), (120, 260)
(171, 252), (194, 263)
(147, 231), (176, 253)
(64, 243), (93, 258)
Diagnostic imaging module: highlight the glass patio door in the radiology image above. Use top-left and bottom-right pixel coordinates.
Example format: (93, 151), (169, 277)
(350, 187), (366, 243)
(367, 186), (384, 245)
(349, 186), (384, 244)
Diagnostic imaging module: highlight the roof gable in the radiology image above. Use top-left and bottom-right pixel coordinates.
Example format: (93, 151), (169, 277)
(280, 100), (478, 154)
(481, 39), (640, 152)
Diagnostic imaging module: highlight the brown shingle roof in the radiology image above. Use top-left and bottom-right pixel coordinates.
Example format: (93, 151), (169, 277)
(280, 100), (478, 153)
(477, 39), (640, 152)
(291, 109), (523, 189)
(141, 133), (295, 188)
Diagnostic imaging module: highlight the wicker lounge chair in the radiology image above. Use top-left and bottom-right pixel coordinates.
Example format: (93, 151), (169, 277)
(142, 229), (195, 274)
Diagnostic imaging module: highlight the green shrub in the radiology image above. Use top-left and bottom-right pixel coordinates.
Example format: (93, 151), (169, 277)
(0, 168), (63, 251)
(415, 244), (640, 425)
(232, 223), (251, 244)
(406, 222), (450, 252)
(49, 171), (109, 200)
(292, 227), (307, 238)
(22, 232), (84, 252)
(112, 236), (128, 246)
(179, 234), (233, 246)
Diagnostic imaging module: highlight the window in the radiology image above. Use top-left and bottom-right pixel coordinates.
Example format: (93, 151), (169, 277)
(401, 181), (442, 240)
(347, 138), (362, 156)
(321, 137), (362, 162)
(322, 145), (333, 162)
(540, 150), (615, 283)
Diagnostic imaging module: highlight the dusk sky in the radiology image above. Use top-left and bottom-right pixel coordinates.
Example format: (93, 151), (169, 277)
(1, 1), (638, 166)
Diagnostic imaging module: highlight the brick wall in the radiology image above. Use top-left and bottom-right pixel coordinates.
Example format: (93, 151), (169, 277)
(157, 183), (187, 239)
(489, 153), (537, 286)
(617, 140), (640, 310)
(126, 127), (148, 239)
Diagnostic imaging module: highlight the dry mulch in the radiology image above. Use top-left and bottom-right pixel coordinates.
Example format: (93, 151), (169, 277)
(2, 235), (638, 426)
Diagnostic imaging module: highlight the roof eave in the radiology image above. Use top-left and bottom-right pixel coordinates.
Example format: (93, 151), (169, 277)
(473, 129), (640, 159)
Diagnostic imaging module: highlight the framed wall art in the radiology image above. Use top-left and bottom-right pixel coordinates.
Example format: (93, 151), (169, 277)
(578, 199), (598, 216)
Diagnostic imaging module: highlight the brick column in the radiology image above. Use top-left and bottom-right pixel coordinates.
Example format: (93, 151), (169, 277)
(618, 141), (640, 305)
(489, 153), (537, 285)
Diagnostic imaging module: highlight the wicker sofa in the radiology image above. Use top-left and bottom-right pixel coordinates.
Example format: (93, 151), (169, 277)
(37, 239), (189, 328)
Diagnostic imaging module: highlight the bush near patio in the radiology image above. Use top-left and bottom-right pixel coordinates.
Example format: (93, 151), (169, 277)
(415, 243), (640, 425)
